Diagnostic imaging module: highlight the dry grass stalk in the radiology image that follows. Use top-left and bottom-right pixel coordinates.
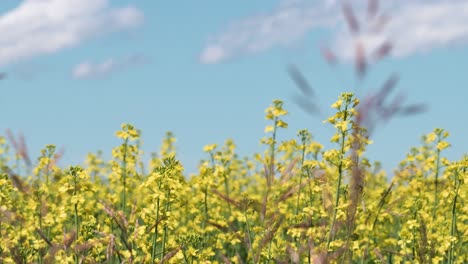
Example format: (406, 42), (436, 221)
(62, 230), (77, 249)
(373, 41), (392, 61)
(286, 243), (300, 263)
(160, 246), (181, 263)
(288, 64), (321, 116)
(342, 2), (360, 34)
(254, 213), (284, 262)
(367, 0), (379, 20)
(355, 41), (366, 78)
(279, 157), (300, 184)
(373, 248), (385, 262)
(219, 253), (233, 264)
(36, 227), (53, 247)
(277, 180), (310, 203)
(100, 200), (135, 262)
(5, 129), (32, 168)
(320, 46), (338, 66)
(3, 166), (30, 193)
(211, 188), (240, 209)
(287, 65), (314, 97)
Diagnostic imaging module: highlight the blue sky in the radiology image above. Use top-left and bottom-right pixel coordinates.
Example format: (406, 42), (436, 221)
(0, 0), (467, 176)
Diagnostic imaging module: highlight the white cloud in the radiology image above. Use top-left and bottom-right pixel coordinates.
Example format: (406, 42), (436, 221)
(200, 0), (468, 63)
(199, 0), (339, 64)
(333, 0), (468, 60)
(200, 46), (227, 64)
(0, 0), (144, 67)
(72, 54), (149, 79)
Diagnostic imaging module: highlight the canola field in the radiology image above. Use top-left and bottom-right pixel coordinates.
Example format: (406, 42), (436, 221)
(0, 93), (466, 263)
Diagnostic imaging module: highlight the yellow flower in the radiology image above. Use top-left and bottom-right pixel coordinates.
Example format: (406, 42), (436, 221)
(272, 108), (288, 117)
(330, 134), (340, 143)
(425, 132), (437, 143)
(264, 125), (274, 133)
(276, 120), (288, 128)
(436, 141), (450, 151)
(331, 99), (343, 109)
(443, 130), (449, 138)
(324, 116), (336, 124)
(203, 143), (217, 152)
(115, 123), (140, 140)
(334, 120), (349, 132)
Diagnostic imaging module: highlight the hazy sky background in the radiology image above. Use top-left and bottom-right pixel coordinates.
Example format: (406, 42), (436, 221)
(0, 0), (467, 176)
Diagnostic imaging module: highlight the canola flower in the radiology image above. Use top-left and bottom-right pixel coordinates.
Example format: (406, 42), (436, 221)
(0, 92), (466, 263)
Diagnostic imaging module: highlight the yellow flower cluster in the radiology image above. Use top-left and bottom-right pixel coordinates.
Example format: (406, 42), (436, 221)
(0, 93), (466, 263)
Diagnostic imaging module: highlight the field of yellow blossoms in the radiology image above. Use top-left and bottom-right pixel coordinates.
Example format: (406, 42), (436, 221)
(0, 93), (466, 263)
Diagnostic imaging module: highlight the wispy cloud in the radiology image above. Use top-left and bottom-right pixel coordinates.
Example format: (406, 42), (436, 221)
(199, 0), (338, 64)
(333, 0), (468, 60)
(72, 54), (149, 79)
(0, 0), (143, 67)
(199, 0), (468, 64)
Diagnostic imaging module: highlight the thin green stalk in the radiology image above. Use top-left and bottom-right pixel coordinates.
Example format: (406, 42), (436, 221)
(295, 140), (307, 257)
(161, 190), (171, 260)
(161, 224), (168, 261)
(109, 220), (115, 263)
(223, 173), (232, 215)
(327, 105), (349, 251)
(45, 162), (50, 187)
(448, 169), (461, 264)
(37, 189), (44, 264)
(327, 128), (347, 250)
(270, 117), (278, 181)
(182, 247), (190, 264)
(305, 165), (315, 209)
(295, 142), (307, 216)
(73, 172), (80, 264)
(306, 169), (314, 264)
(244, 212), (256, 264)
(433, 148), (441, 219)
(372, 182), (394, 230)
(202, 187), (208, 247)
(268, 241), (272, 263)
(74, 203), (79, 264)
(121, 138), (129, 214)
(151, 197), (161, 263)
(262, 118), (278, 263)
(411, 212), (417, 261)
(265, 188), (272, 261)
(0, 222), (2, 258)
(202, 152), (214, 247)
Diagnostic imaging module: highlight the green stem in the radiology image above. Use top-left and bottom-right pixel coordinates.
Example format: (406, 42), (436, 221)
(306, 169), (314, 264)
(161, 225), (167, 260)
(182, 247), (190, 264)
(223, 173), (232, 215)
(244, 212), (256, 264)
(294, 141), (307, 256)
(306, 169), (314, 208)
(270, 117), (278, 181)
(161, 191), (171, 260)
(433, 148), (441, 219)
(74, 202), (79, 264)
(73, 173), (79, 264)
(151, 197), (160, 263)
(121, 138), (129, 214)
(327, 129), (347, 250)
(295, 143), (307, 216)
(37, 190), (44, 264)
(202, 187), (208, 247)
(448, 169), (461, 264)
